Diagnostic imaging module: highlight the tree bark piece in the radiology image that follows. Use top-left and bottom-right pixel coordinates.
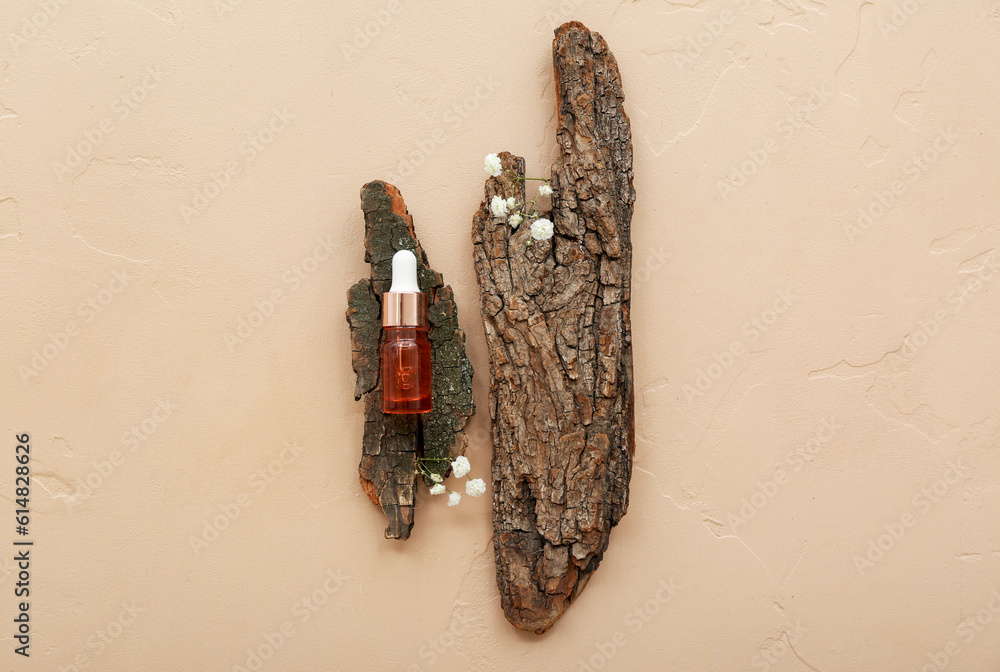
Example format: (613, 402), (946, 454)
(348, 180), (475, 540)
(472, 21), (636, 633)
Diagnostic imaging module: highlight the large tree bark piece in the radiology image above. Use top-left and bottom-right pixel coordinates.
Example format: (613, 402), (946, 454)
(472, 22), (636, 633)
(347, 181), (475, 540)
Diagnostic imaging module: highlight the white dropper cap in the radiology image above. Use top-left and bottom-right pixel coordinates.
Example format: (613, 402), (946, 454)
(383, 249), (426, 327)
(389, 249), (420, 293)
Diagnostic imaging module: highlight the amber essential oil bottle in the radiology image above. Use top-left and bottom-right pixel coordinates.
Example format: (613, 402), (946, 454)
(381, 250), (432, 414)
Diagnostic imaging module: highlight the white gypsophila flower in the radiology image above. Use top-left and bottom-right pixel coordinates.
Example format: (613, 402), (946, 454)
(530, 217), (554, 241)
(506, 197), (516, 209)
(484, 153), (502, 177)
(490, 195), (509, 218)
(430, 483), (446, 495)
(451, 455), (471, 478)
(466, 478), (486, 498)
(430, 473), (443, 483)
(447, 491), (462, 507)
(538, 183), (553, 197)
(509, 212), (523, 229)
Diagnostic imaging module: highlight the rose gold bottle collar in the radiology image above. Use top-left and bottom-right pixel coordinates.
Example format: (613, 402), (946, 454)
(382, 291), (427, 327)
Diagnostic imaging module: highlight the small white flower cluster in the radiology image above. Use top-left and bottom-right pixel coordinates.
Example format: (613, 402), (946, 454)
(530, 218), (553, 241)
(490, 195), (515, 218)
(423, 455), (486, 507)
(483, 153), (555, 243)
(484, 153), (503, 178)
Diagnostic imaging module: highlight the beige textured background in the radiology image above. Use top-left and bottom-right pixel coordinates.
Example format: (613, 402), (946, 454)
(1, 0), (999, 670)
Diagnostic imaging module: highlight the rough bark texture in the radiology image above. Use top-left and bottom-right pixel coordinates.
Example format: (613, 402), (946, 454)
(347, 181), (475, 540)
(471, 22), (636, 634)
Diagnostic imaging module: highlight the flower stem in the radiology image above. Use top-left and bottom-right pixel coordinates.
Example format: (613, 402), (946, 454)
(414, 456), (450, 478)
(502, 169), (550, 183)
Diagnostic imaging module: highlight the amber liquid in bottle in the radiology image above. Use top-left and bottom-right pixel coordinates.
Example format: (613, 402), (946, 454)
(381, 327), (432, 414)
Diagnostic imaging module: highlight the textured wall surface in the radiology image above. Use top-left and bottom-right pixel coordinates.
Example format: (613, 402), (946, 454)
(1, 1), (998, 670)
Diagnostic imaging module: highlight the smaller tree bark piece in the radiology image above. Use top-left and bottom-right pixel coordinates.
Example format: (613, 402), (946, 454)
(348, 180), (475, 540)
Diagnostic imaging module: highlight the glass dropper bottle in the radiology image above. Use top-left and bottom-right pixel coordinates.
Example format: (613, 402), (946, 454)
(381, 250), (432, 414)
